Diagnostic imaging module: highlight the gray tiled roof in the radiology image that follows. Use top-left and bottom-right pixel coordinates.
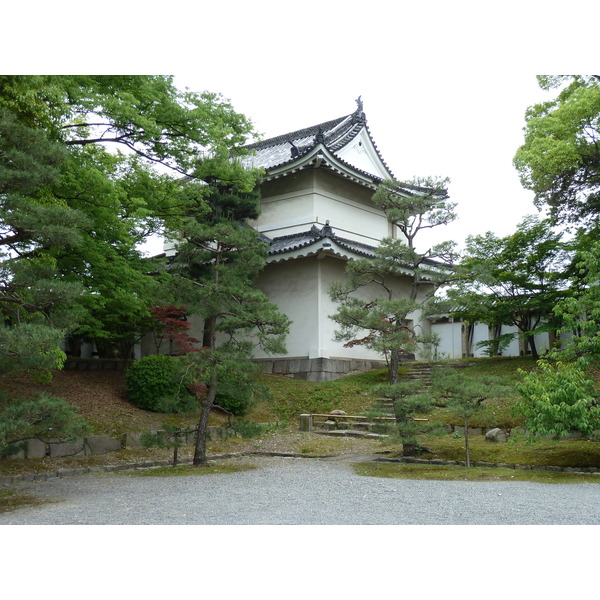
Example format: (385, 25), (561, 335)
(242, 100), (393, 179)
(266, 221), (377, 258)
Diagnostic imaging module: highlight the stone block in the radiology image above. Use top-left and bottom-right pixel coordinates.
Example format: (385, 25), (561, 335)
(351, 422), (371, 431)
(85, 434), (121, 455)
(26, 438), (48, 458)
(299, 414), (313, 432)
(272, 360), (292, 374)
(123, 431), (145, 449)
(5, 447), (25, 460)
(48, 439), (85, 457)
(485, 428), (508, 442)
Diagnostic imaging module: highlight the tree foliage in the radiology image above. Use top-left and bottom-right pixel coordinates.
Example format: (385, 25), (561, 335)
(0, 76), (260, 456)
(517, 360), (600, 439)
(439, 215), (571, 359)
(514, 75), (600, 230)
(0, 75), (259, 363)
(0, 394), (91, 457)
(552, 241), (600, 361)
(330, 177), (457, 385)
(371, 380), (431, 456)
(429, 368), (510, 466)
(514, 242), (600, 439)
(148, 304), (200, 355)
(169, 185), (290, 466)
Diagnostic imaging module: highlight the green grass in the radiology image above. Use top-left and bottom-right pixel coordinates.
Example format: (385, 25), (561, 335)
(352, 461), (600, 483)
(256, 368), (389, 422)
(417, 435), (600, 468)
(120, 462), (258, 477)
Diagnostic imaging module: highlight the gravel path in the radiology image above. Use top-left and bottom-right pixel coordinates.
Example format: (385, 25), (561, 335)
(2, 455), (600, 525)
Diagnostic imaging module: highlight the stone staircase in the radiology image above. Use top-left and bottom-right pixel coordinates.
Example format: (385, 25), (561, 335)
(373, 363), (434, 418)
(403, 363), (433, 390)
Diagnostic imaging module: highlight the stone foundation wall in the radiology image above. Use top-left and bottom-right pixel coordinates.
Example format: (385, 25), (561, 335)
(65, 358), (133, 371)
(254, 357), (389, 382)
(4, 427), (229, 460)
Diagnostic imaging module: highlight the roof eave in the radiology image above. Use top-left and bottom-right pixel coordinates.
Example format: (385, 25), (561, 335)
(263, 144), (383, 190)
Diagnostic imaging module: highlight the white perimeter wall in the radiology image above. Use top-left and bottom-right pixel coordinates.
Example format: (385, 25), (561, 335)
(431, 321), (554, 359)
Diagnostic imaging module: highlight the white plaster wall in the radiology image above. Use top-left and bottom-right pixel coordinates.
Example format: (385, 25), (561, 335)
(313, 194), (388, 244)
(254, 194), (315, 238)
(318, 256), (392, 360)
(253, 257), (318, 359)
(471, 323), (490, 358)
(503, 326), (521, 356)
(254, 254), (426, 362)
(432, 321), (463, 359)
(428, 322), (551, 359)
(335, 128), (392, 180)
(251, 170), (395, 246)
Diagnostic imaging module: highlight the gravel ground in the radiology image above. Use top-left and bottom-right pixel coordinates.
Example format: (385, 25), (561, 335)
(1, 454), (600, 525)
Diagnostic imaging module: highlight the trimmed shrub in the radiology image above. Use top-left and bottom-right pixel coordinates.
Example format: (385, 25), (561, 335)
(214, 379), (253, 416)
(126, 354), (194, 413)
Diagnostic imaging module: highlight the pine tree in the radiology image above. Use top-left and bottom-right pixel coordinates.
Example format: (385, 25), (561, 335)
(168, 184), (290, 466)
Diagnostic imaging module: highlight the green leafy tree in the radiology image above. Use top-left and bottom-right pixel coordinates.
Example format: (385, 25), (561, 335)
(429, 368), (510, 467)
(441, 215), (571, 359)
(330, 177), (457, 384)
(0, 75), (258, 359)
(517, 360), (600, 439)
(515, 242), (600, 439)
(0, 101), (87, 374)
(552, 241), (600, 360)
(514, 75), (600, 231)
(1, 76), (258, 456)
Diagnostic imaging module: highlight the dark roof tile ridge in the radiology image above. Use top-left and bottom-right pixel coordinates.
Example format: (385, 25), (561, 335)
(270, 230), (318, 242)
(334, 235), (377, 251)
(245, 114), (352, 150)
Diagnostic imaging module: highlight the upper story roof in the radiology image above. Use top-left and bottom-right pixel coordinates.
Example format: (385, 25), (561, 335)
(241, 98), (395, 186)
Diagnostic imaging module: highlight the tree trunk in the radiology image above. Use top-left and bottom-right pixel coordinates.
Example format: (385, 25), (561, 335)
(528, 335), (539, 360)
(402, 440), (418, 457)
(463, 415), (470, 468)
(193, 369), (217, 466)
(388, 348), (401, 385)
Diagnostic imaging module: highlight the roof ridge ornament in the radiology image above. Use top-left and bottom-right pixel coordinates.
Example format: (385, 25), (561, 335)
(321, 219), (334, 237)
(310, 220), (335, 239)
(314, 127), (325, 144)
(354, 95), (366, 121)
